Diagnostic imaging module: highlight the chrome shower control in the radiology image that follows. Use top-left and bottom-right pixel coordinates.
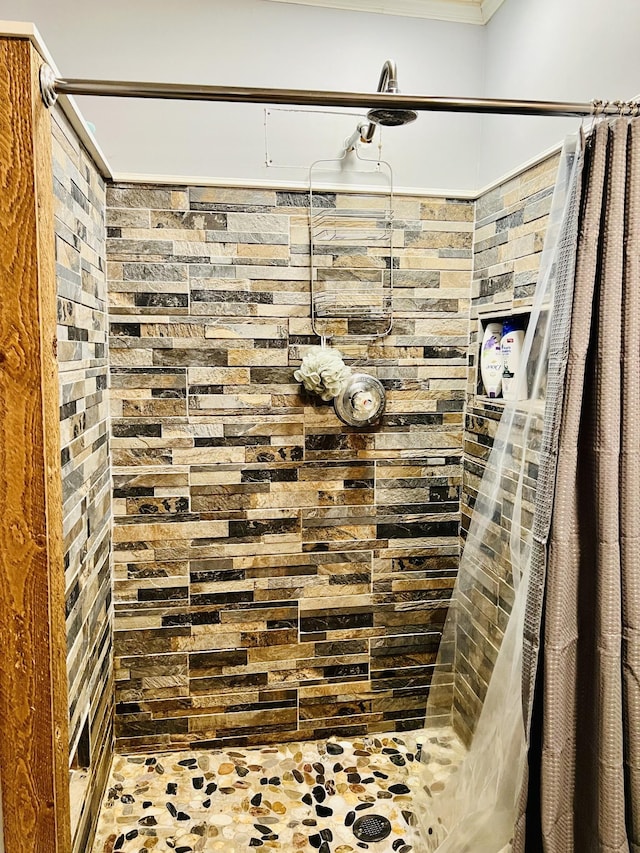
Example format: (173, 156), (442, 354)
(334, 373), (386, 427)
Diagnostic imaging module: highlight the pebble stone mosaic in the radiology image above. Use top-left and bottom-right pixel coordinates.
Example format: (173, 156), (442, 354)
(91, 730), (465, 853)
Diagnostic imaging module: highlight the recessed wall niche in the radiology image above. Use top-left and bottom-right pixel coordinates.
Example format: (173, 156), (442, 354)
(475, 307), (548, 405)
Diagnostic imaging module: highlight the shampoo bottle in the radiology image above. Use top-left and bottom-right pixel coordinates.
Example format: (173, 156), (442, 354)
(480, 322), (504, 398)
(501, 318), (526, 401)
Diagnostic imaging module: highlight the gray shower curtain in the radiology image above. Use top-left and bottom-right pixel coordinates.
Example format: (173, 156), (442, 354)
(516, 117), (640, 852)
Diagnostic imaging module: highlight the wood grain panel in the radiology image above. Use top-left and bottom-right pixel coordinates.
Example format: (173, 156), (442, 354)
(0, 38), (72, 853)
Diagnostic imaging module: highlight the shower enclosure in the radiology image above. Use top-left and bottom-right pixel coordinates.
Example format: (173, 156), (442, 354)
(2, 25), (636, 853)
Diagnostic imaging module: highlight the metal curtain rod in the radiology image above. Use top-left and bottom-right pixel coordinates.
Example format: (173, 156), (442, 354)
(39, 64), (638, 118)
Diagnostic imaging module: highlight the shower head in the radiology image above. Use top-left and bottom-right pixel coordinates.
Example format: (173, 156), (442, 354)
(359, 60), (417, 143)
(366, 107), (418, 127)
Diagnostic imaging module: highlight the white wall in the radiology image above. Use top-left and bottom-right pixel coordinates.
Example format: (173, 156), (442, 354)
(8, 0), (640, 193)
(0, 0), (485, 192)
(479, 0), (640, 187)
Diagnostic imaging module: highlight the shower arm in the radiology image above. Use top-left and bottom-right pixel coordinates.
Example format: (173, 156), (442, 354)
(359, 60), (398, 144)
(39, 64), (640, 119)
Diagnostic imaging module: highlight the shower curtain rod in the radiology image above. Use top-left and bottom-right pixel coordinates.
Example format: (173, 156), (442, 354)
(39, 64), (637, 118)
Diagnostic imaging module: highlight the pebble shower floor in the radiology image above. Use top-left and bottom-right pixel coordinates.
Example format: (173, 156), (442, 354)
(91, 730), (465, 852)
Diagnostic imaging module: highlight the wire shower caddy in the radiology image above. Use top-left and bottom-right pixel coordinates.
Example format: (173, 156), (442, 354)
(309, 147), (394, 340)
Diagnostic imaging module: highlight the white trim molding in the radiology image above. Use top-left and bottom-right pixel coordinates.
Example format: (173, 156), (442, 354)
(479, 0), (505, 23)
(262, 0), (506, 25)
(112, 172), (478, 199)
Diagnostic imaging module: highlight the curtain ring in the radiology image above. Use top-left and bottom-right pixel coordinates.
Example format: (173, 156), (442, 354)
(591, 98), (603, 116)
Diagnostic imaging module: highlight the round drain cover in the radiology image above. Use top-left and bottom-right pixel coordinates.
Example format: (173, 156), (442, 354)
(352, 814), (392, 843)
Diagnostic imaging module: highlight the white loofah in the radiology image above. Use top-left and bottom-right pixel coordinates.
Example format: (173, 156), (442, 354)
(293, 346), (352, 401)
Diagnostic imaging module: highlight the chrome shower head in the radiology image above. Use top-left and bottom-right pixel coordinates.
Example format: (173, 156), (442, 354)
(366, 107), (418, 127)
(359, 60), (417, 143)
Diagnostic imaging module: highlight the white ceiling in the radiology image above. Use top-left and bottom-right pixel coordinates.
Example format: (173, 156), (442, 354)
(264, 0), (506, 25)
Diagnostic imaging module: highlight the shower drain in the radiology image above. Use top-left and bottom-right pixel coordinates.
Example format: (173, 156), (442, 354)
(352, 814), (392, 843)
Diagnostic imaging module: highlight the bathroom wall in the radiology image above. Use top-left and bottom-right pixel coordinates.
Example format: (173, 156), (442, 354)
(479, 0), (640, 185)
(53, 106), (113, 849)
(0, 0), (484, 192)
(8, 0), (640, 195)
(454, 152), (560, 743)
(106, 184), (471, 751)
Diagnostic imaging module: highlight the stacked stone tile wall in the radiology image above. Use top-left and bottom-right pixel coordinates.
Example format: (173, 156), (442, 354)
(53, 108), (113, 850)
(106, 184), (472, 752)
(454, 153), (560, 744)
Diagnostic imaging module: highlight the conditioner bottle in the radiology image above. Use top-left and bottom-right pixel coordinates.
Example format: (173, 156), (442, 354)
(501, 318), (526, 401)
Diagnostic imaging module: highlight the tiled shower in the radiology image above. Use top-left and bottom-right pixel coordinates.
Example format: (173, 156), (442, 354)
(107, 183), (469, 754)
(52, 87), (558, 850)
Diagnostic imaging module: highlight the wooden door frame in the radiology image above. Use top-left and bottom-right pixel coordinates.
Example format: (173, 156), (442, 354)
(0, 35), (72, 853)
